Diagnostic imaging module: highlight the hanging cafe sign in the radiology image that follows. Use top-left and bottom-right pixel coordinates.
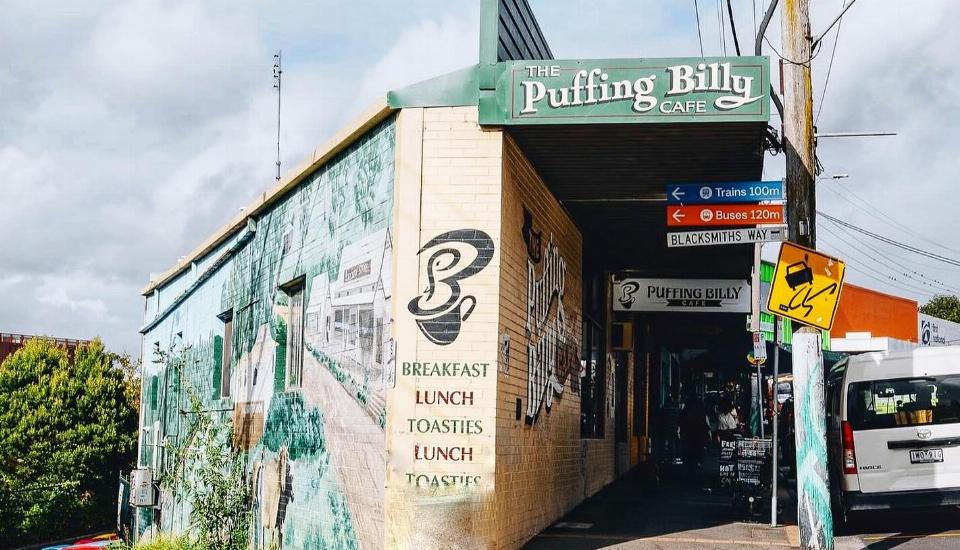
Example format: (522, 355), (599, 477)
(614, 278), (751, 313)
(479, 56), (769, 125)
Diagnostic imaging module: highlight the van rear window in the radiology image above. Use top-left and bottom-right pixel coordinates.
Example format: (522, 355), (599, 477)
(847, 376), (960, 431)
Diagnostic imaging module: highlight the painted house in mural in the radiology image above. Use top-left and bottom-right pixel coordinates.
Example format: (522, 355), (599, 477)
(128, 1), (842, 549)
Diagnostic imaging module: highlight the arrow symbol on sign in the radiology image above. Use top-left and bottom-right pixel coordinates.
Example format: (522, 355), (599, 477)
(671, 187), (685, 202)
(672, 209), (685, 223)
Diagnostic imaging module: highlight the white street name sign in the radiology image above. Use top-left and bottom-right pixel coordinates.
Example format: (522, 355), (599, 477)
(667, 225), (787, 248)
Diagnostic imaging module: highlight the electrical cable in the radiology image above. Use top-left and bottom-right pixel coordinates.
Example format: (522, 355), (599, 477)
(821, 182), (960, 257)
(818, 211), (960, 268)
(819, 217), (960, 294)
(726, 0), (742, 55)
(818, 225), (940, 298)
(819, 185), (960, 275)
(815, 0), (844, 124)
(820, 238), (937, 299)
(717, 0), (726, 55)
(694, 0), (705, 57)
(764, 36), (824, 66)
(823, 215), (960, 290)
(818, 223), (947, 295)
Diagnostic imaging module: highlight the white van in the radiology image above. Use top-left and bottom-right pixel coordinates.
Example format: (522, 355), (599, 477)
(826, 346), (960, 524)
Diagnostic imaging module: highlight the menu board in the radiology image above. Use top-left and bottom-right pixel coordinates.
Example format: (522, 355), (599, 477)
(719, 435), (738, 488)
(735, 438), (773, 490)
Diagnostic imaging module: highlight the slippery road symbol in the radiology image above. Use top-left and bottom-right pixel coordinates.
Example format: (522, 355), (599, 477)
(768, 242), (846, 331)
(779, 255), (838, 319)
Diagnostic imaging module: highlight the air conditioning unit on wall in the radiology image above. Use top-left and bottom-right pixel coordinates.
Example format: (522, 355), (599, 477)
(129, 468), (155, 507)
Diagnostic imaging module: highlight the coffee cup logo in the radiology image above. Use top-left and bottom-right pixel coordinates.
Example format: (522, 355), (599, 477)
(618, 281), (641, 309)
(407, 229), (495, 345)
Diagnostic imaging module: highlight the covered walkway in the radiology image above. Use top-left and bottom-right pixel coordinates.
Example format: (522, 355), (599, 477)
(524, 466), (799, 550)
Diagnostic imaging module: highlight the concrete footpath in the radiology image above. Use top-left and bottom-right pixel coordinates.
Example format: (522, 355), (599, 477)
(524, 466), (799, 550)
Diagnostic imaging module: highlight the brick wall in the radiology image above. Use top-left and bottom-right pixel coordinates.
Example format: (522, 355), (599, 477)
(494, 135), (616, 548)
(386, 106), (504, 549)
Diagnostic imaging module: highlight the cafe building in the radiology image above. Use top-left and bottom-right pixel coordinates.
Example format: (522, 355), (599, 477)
(134, 1), (786, 547)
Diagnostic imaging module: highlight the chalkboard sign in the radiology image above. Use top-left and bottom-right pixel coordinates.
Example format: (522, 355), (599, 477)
(735, 438), (773, 491)
(719, 435), (739, 488)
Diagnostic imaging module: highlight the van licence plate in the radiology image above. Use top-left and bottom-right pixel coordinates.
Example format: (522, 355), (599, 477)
(910, 449), (944, 464)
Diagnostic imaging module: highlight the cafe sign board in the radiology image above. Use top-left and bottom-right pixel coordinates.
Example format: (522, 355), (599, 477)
(614, 278), (751, 313)
(479, 56), (769, 125)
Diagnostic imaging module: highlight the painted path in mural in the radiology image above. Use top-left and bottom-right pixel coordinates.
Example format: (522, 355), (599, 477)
(302, 352), (385, 550)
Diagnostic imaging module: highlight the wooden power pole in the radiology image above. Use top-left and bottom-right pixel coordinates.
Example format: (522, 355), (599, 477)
(782, 0), (817, 248)
(782, 1), (833, 549)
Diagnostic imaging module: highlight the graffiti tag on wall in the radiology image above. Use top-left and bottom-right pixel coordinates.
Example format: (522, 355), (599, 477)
(407, 229), (494, 345)
(525, 220), (579, 423)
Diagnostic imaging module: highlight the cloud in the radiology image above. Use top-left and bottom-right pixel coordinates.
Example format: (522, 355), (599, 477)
(0, 1), (477, 355)
(348, 14), (479, 115)
(2, 0), (957, 357)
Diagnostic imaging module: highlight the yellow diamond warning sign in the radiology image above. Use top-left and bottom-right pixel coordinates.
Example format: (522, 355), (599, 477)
(767, 242), (846, 331)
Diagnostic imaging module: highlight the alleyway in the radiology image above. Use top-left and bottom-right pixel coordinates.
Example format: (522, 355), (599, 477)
(524, 465), (798, 550)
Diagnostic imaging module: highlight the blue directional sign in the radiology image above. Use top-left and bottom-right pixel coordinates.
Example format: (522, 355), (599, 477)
(666, 180), (784, 205)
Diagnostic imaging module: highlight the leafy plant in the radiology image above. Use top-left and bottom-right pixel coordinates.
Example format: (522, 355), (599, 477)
(921, 295), (960, 324)
(152, 345), (251, 550)
(0, 338), (137, 545)
(261, 393), (325, 461)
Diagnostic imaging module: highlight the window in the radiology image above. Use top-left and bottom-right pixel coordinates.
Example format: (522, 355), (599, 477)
(580, 270), (607, 439)
(375, 321), (384, 365)
(360, 308), (374, 360)
(283, 278), (306, 388)
(334, 309), (344, 340)
(218, 309), (233, 398)
(848, 375), (960, 431)
(580, 320), (606, 438)
(348, 309), (358, 348)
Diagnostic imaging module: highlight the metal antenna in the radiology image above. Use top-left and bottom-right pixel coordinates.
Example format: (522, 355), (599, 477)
(273, 50), (282, 182)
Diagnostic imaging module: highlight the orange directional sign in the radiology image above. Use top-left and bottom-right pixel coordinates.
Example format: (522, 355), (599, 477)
(767, 242), (846, 331)
(667, 204), (786, 227)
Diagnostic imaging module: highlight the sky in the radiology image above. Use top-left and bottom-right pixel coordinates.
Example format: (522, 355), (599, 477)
(2, 0), (958, 356)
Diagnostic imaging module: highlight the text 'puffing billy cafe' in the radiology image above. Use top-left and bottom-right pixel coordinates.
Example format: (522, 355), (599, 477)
(480, 57), (769, 125)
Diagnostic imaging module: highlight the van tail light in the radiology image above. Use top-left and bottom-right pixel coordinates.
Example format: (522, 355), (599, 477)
(842, 421), (857, 475)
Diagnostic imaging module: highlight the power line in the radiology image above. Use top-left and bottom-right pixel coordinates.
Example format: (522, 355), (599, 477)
(820, 235), (937, 299)
(764, 36), (824, 66)
(827, 219), (960, 292)
(819, 217), (960, 294)
(818, 223), (948, 295)
(819, 186), (960, 274)
(814, 1), (844, 124)
(694, 0), (705, 57)
(717, 0), (726, 55)
(726, 0), (742, 55)
(821, 182), (960, 257)
(818, 211), (960, 268)
(842, 263), (937, 300)
(818, 225), (940, 298)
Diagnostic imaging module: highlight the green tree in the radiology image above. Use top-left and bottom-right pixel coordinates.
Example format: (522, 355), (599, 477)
(0, 338), (138, 545)
(920, 295), (960, 324)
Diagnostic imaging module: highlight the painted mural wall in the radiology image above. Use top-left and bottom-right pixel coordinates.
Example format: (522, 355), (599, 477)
(138, 115), (397, 549)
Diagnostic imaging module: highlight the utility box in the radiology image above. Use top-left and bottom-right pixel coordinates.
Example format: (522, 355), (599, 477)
(129, 468), (154, 507)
